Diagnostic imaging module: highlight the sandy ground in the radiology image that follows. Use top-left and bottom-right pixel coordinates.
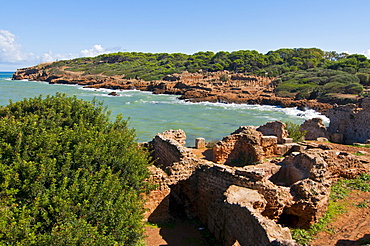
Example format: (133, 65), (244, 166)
(144, 219), (214, 246)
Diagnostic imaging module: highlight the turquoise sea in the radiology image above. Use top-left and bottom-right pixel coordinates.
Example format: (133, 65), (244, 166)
(0, 72), (328, 146)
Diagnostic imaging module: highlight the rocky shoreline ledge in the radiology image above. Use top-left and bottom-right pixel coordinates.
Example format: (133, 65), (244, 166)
(13, 65), (333, 113)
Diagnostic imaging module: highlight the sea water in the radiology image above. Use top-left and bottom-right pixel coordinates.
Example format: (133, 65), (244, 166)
(0, 72), (329, 146)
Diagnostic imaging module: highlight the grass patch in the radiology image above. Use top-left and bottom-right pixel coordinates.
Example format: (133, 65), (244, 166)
(291, 201), (345, 245)
(352, 143), (370, 148)
(355, 200), (369, 208)
(291, 173), (370, 245)
(354, 152), (366, 156)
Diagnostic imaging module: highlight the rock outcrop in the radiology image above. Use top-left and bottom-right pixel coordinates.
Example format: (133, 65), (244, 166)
(12, 65), (333, 112)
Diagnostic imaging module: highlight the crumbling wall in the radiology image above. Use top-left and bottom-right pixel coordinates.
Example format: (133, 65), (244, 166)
(299, 118), (329, 140)
(208, 186), (297, 246)
(146, 129), (298, 245)
(145, 125), (369, 245)
(145, 166), (171, 222)
(213, 126), (269, 166)
(257, 121), (288, 144)
(145, 130), (201, 222)
(326, 98), (370, 144)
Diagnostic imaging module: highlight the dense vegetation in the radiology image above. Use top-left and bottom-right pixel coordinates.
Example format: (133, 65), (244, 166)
(44, 48), (370, 102)
(0, 94), (151, 245)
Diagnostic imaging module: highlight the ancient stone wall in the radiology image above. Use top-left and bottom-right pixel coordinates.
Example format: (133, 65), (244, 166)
(326, 98), (370, 144)
(213, 126), (265, 165)
(144, 125), (370, 245)
(257, 121), (288, 144)
(208, 186), (296, 246)
(299, 118), (329, 140)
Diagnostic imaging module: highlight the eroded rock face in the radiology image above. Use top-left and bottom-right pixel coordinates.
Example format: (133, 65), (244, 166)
(300, 118), (329, 140)
(257, 121), (288, 144)
(213, 126), (265, 166)
(208, 185), (297, 246)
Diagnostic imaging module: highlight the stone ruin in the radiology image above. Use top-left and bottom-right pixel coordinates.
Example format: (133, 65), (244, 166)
(304, 97), (370, 144)
(143, 122), (370, 246)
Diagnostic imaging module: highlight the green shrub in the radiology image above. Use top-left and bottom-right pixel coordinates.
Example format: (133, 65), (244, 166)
(356, 73), (370, 85)
(0, 93), (152, 245)
(344, 83), (363, 94)
(219, 74), (229, 82)
(285, 122), (306, 142)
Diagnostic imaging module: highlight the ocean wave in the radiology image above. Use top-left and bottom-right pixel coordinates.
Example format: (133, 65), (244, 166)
(160, 98), (330, 123)
(52, 85), (330, 123)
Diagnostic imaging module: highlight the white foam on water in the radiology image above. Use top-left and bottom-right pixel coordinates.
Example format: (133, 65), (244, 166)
(166, 98), (330, 123)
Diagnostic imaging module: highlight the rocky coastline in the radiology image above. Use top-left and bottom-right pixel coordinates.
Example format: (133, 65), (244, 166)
(12, 63), (370, 245)
(13, 64), (333, 113)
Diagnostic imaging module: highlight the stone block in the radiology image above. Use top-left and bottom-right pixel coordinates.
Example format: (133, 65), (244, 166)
(195, 137), (206, 149)
(316, 137), (329, 142)
(261, 136), (278, 147)
(330, 133), (344, 143)
(291, 144), (306, 152)
(284, 143), (300, 155)
(277, 144), (288, 155)
(283, 138), (293, 144)
(257, 121), (288, 144)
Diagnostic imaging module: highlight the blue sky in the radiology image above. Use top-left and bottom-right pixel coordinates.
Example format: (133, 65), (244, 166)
(1, 0), (369, 71)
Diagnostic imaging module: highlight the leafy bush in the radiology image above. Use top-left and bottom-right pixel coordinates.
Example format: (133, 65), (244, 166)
(219, 74), (229, 82)
(285, 122), (306, 142)
(0, 94), (151, 245)
(356, 72), (370, 85)
(344, 83), (363, 94)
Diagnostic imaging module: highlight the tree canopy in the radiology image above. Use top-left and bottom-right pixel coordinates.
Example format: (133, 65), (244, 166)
(49, 48), (369, 80)
(0, 93), (152, 245)
(38, 48), (370, 102)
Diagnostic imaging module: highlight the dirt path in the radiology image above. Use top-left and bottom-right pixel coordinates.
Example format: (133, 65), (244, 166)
(311, 190), (370, 246)
(144, 219), (215, 246)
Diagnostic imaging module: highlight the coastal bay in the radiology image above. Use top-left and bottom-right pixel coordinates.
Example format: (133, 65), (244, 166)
(0, 72), (327, 146)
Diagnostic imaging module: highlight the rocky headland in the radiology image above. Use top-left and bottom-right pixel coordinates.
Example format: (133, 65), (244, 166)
(13, 64), (333, 113)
